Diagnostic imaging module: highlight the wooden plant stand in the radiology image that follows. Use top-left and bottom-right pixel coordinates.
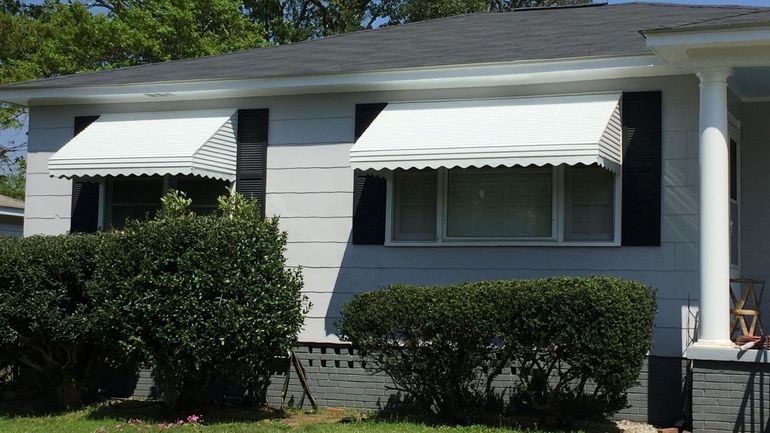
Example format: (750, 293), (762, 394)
(730, 278), (765, 339)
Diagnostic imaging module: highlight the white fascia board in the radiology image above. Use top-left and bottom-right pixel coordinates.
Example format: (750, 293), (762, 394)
(0, 55), (684, 107)
(645, 26), (770, 49)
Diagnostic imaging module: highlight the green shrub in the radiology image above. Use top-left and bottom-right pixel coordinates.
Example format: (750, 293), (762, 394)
(337, 283), (507, 422)
(485, 277), (656, 422)
(90, 191), (307, 408)
(338, 276), (656, 424)
(0, 234), (105, 407)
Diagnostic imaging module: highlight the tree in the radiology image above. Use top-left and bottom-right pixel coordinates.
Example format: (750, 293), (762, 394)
(90, 191), (306, 408)
(0, 0), (269, 197)
(243, 0), (592, 44)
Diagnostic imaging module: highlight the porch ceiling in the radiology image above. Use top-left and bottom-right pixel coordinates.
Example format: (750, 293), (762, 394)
(731, 67), (770, 100)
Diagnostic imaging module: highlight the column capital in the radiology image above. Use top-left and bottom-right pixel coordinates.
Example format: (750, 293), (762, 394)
(696, 67), (733, 84)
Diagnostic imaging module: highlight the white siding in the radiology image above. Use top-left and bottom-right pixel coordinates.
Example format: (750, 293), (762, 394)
(26, 74), (701, 356)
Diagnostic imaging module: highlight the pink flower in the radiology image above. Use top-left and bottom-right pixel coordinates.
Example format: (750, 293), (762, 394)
(186, 415), (201, 424)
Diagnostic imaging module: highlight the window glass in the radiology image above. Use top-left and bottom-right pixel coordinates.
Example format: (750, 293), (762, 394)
(110, 176), (163, 228)
(730, 138), (739, 266)
(393, 169), (437, 241)
(564, 165), (614, 241)
(446, 167), (553, 238)
(730, 139), (738, 201)
(175, 176), (230, 215)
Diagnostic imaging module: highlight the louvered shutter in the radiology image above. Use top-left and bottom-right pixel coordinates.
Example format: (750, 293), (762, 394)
(352, 104), (387, 245)
(621, 92), (662, 246)
(236, 109), (268, 217)
(70, 116), (100, 233)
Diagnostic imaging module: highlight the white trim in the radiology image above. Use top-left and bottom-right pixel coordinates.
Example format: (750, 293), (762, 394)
(0, 55), (684, 106)
(685, 343), (770, 364)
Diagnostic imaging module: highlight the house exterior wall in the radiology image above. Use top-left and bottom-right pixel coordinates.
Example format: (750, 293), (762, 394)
(26, 74), (700, 358)
(738, 102), (770, 317)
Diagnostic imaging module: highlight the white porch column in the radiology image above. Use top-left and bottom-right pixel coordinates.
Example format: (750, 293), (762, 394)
(697, 67), (732, 346)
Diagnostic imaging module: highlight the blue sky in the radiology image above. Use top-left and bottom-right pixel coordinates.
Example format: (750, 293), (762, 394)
(4, 0), (770, 162)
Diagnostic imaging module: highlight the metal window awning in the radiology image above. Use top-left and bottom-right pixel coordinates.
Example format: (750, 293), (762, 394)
(48, 109), (238, 180)
(350, 93), (623, 173)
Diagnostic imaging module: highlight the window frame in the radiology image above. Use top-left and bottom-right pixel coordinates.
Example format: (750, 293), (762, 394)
(384, 165), (622, 247)
(728, 115), (741, 274)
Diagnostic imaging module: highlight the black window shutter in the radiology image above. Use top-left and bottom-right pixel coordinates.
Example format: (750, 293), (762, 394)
(621, 91), (662, 246)
(352, 103), (387, 245)
(236, 109), (268, 216)
(70, 116), (100, 233)
(352, 172), (386, 244)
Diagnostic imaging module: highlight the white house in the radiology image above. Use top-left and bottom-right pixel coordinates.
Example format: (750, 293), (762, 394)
(3, 2), (770, 431)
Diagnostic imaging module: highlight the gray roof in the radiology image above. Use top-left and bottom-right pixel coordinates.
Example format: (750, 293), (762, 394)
(0, 195), (24, 210)
(4, 2), (770, 90)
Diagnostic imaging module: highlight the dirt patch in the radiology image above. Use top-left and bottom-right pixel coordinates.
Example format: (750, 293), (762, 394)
(281, 408), (358, 427)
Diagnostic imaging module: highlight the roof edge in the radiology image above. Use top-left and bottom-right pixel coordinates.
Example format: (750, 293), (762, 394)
(0, 54), (685, 107)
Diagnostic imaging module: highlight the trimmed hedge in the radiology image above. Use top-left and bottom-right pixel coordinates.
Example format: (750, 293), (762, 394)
(0, 234), (105, 407)
(338, 276), (656, 423)
(89, 191), (307, 408)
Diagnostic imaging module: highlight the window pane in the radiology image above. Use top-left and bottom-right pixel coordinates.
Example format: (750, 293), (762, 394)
(565, 165), (615, 241)
(112, 176), (163, 205)
(176, 176), (230, 214)
(111, 176), (164, 228)
(731, 201), (739, 266)
(730, 139), (737, 201)
(111, 205), (161, 229)
(446, 167), (553, 238)
(393, 169), (437, 241)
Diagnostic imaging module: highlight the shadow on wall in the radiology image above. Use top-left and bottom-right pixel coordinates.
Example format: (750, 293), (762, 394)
(320, 238), (691, 426)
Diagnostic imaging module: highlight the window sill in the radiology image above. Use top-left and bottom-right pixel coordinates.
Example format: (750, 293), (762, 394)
(384, 240), (621, 247)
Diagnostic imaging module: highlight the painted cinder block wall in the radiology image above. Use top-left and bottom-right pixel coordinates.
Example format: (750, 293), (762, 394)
(26, 74), (711, 424)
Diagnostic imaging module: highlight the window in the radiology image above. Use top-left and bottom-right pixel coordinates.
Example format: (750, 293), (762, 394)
(106, 175), (230, 229)
(730, 138), (740, 267)
(446, 167), (553, 239)
(564, 165), (615, 241)
(389, 164), (619, 245)
(109, 176), (164, 229)
(393, 169), (437, 241)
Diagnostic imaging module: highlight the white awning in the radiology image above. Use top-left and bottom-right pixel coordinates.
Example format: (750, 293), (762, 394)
(48, 109), (238, 180)
(350, 93), (623, 173)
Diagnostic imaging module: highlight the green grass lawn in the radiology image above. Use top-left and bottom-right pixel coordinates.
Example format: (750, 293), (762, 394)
(0, 401), (579, 433)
